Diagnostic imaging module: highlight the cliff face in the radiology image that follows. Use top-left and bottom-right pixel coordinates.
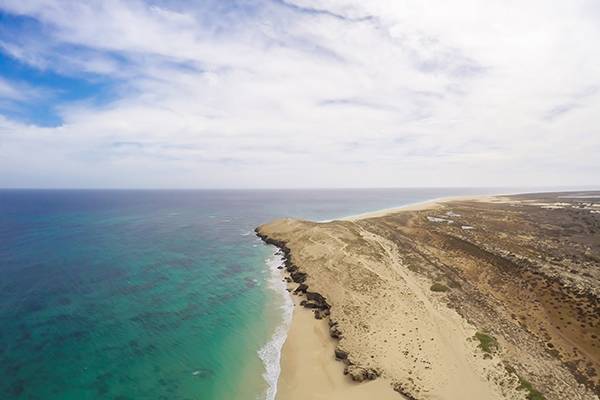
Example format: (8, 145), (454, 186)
(256, 193), (600, 400)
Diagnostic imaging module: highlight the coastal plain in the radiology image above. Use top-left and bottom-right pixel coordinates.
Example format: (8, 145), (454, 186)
(257, 192), (600, 400)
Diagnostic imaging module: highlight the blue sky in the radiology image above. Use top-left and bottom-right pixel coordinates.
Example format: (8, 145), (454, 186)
(0, 0), (599, 188)
(0, 9), (130, 125)
(0, 49), (115, 126)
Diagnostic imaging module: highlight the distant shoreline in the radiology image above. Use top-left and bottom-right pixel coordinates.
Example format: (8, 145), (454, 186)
(339, 194), (497, 221)
(335, 189), (600, 221)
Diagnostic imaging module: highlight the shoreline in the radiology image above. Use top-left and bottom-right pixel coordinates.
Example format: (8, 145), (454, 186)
(258, 194), (494, 400)
(339, 193), (501, 221)
(259, 194), (499, 400)
(275, 292), (400, 400)
(258, 252), (294, 400)
(256, 190), (600, 399)
(260, 243), (400, 400)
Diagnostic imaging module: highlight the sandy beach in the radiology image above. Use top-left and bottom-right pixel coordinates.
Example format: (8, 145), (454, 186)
(276, 294), (399, 400)
(259, 191), (600, 400)
(339, 194), (495, 221)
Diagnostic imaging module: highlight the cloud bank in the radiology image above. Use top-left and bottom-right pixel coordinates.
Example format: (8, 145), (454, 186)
(0, 0), (599, 188)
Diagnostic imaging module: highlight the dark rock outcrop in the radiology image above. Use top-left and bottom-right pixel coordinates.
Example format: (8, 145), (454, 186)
(294, 283), (308, 294)
(290, 271), (307, 283)
(306, 291), (326, 304)
(301, 291), (329, 310)
(329, 322), (343, 339)
(335, 347), (349, 360)
(343, 365), (380, 382)
(393, 383), (419, 400)
(300, 300), (319, 309)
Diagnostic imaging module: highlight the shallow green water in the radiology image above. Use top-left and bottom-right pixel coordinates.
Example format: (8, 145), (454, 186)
(0, 188), (510, 399)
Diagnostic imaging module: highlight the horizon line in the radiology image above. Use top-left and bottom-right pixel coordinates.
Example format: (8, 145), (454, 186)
(1, 185), (599, 191)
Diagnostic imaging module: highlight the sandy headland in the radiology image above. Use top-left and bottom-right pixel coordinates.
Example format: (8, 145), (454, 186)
(256, 191), (600, 400)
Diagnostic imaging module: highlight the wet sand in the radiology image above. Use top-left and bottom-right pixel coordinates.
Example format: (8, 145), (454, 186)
(276, 295), (399, 400)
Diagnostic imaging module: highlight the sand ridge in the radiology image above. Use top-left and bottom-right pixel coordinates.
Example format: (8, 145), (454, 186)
(260, 218), (518, 399)
(257, 191), (600, 400)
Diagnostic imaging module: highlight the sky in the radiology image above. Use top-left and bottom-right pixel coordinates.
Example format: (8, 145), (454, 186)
(0, 0), (599, 189)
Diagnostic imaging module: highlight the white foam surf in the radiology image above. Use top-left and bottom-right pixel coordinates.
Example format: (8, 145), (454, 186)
(257, 251), (293, 400)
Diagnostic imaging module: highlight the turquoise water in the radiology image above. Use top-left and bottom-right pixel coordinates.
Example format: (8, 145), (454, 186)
(0, 188), (513, 400)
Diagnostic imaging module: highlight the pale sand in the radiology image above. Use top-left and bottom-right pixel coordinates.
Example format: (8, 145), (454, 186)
(264, 192), (600, 400)
(341, 194), (496, 221)
(276, 294), (399, 400)
(262, 195), (523, 400)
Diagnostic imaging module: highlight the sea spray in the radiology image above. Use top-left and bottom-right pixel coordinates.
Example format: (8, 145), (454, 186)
(257, 251), (294, 400)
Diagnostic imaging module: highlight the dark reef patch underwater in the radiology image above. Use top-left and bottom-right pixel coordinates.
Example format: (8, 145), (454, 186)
(0, 188), (508, 399)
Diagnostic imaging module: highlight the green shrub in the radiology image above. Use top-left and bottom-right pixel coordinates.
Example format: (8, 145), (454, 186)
(474, 331), (498, 353)
(430, 283), (449, 292)
(504, 364), (546, 400)
(517, 375), (546, 400)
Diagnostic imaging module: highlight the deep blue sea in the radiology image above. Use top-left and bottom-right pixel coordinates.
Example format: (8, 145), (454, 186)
(0, 188), (517, 400)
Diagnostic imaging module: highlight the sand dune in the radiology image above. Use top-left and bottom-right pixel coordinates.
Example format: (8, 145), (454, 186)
(257, 192), (600, 400)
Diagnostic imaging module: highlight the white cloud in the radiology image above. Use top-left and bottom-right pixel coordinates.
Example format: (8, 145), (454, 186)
(0, 76), (48, 101)
(0, 77), (25, 100)
(0, 0), (599, 188)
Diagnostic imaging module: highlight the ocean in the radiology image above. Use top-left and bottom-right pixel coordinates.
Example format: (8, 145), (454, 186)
(0, 188), (514, 400)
